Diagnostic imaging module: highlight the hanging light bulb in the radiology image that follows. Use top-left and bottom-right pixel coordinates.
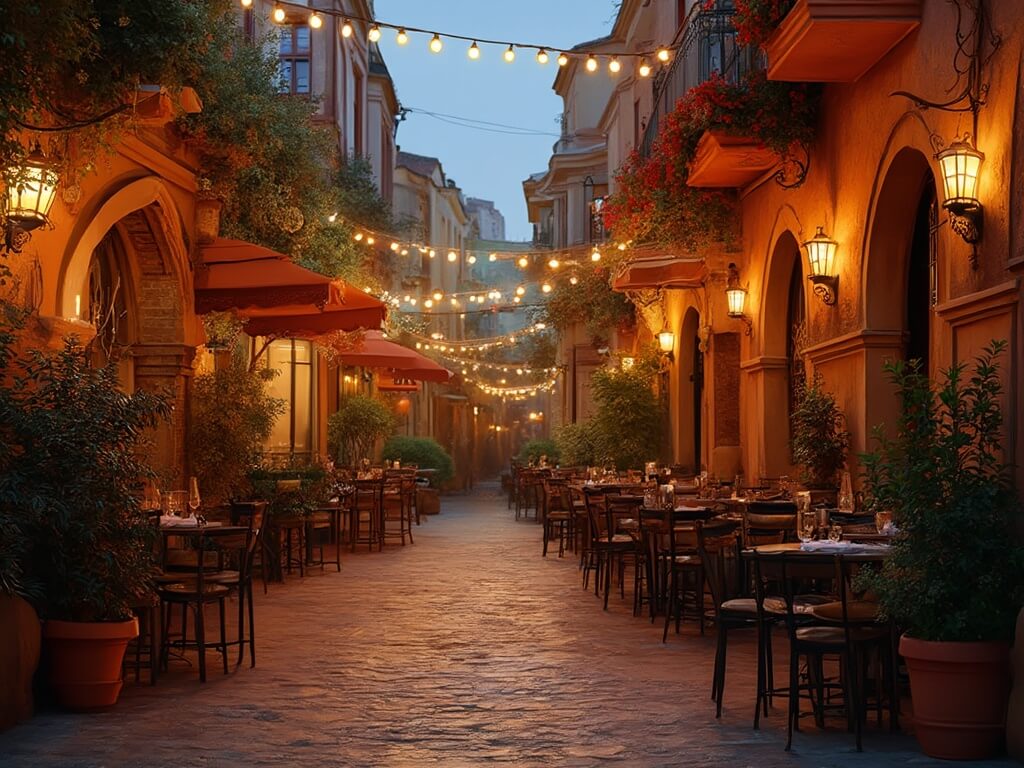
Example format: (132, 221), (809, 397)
(657, 47), (671, 62)
(240, 0), (253, 7)
(504, 45), (516, 63)
(548, 258), (560, 269)
(557, 52), (569, 67)
(489, 253), (497, 262)
(432, 289), (444, 301)
(608, 56), (621, 73)
(395, 28), (408, 45)
(468, 41), (481, 59)
(424, 299), (434, 309)
(518, 256), (529, 268)
(428, 249), (436, 259)
(429, 34), (443, 53)
(447, 250), (457, 262)
(390, 242), (400, 252)
(272, 4), (286, 23)
(365, 236), (375, 245)
(591, 249), (602, 262)
(467, 255), (477, 264)
(585, 55), (598, 73)
(514, 296), (522, 303)
(368, 23), (382, 42)
(341, 18), (353, 38)
(536, 48), (549, 65)
(353, 232), (364, 241)
(308, 11), (322, 29)
(541, 282), (553, 293)
(400, 248), (409, 256)
(638, 58), (651, 77)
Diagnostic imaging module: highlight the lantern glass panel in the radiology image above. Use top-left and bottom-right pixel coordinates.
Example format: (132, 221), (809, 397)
(657, 330), (675, 353)
(726, 287), (746, 317)
(937, 143), (982, 208)
(805, 237), (837, 278)
(7, 156), (58, 229)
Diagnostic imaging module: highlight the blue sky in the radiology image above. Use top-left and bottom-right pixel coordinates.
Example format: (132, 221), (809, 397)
(375, 0), (618, 241)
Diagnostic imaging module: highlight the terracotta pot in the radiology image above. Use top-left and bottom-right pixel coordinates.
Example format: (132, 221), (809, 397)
(42, 618), (138, 711)
(0, 595), (42, 730)
(900, 634), (1010, 760)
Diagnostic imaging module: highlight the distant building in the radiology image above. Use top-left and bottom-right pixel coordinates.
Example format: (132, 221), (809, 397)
(465, 198), (506, 241)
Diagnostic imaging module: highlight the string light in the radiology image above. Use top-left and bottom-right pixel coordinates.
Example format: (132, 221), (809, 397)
(424, 299), (434, 309)
(468, 41), (481, 59)
(585, 55), (598, 73)
(570, 275), (579, 285)
(608, 56), (621, 73)
(272, 3), (286, 23)
(447, 250), (457, 262)
(548, 258), (559, 269)
(591, 249), (602, 262)
(467, 255), (477, 264)
(518, 256), (529, 268)
(657, 47), (671, 62)
(638, 59), (651, 77)
(432, 289), (444, 301)
(516, 286), (526, 296)
(340, 17), (353, 37)
(365, 236), (375, 245)
(557, 52), (569, 66)
(542, 282), (553, 293)
(240, 0), (252, 6)
(396, 28), (408, 45)
(429, 34), (443, 53)
(368, 23), (382, 42)
(489, 253), (497, 262)
(536, 48), (549, 64)
(503, 45), (516, 63)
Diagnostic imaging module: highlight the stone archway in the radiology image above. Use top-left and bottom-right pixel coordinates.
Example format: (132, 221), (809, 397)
(58, 178), (196, 484)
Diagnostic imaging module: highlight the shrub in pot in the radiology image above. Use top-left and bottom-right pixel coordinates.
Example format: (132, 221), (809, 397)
(327, 395), (394, 467)
(790, 374), (849, 499)
(859, 341), (1024, 759)
(382, 436), (454, 488)
(515, 438), (560, 466)
(0, 310), (170, 710)
(554, 421), (598, 468)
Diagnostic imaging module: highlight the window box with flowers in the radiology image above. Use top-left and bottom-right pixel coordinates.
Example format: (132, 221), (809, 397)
(736, 0), (922, 83)
(603, 70), (818, 249)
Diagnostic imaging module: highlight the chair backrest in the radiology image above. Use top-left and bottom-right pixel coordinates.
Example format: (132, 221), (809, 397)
(583, 488), (609, 541)
(742, 502), (797, 546)
(604, 493), (642, 536)
(695, 520), (744, 612)
(543, 477), (567, 513)
(752, 551), (836, 633)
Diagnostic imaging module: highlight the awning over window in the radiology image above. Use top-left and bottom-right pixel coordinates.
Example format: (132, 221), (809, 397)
(195, 238), (346, 313)
(241, 300), (387, 336)
(611, 257), (707, 291)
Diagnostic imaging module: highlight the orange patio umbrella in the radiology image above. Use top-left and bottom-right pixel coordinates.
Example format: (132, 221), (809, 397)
(333, 331), (453, 383)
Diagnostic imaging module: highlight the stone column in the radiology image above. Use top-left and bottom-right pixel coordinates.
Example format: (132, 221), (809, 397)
(132, 343), (196, 487)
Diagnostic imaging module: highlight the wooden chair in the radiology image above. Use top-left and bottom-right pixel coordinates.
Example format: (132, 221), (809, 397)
(351, 477), (384, 551)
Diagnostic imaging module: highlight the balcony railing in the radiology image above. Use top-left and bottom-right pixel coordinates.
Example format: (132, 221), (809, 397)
(639, 5), (763, 159)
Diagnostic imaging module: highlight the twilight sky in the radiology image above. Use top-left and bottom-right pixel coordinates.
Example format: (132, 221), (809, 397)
(375, 0), (618, 242)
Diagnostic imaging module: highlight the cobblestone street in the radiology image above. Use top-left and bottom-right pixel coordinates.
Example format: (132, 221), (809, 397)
(0, 485), (1010, 767)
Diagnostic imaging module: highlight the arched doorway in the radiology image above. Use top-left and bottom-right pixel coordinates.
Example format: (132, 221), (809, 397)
(906, 179), (938, 373)
(677, 307), (702, 472)
(87, 229), (134, 387)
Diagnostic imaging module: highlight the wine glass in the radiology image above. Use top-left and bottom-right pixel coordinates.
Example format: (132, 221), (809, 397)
(188, 476), (201, 517)
(828, 524), (843, 543)
(797, 509), (817, 543)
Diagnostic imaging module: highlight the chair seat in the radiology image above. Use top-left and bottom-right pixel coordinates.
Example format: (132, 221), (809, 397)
(763, 593), (834, 616)
(720, 598), (760, 617)
(206, 570), (242, 585)
(810, 600), (880, 624)
(160, 582), (230, 598)
(795, 625), (847, 645)
(598, 534), (634, 544)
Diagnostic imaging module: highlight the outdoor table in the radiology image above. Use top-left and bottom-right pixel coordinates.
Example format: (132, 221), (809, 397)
(159, 521), (250, 570)
(743, 541), (890, 563)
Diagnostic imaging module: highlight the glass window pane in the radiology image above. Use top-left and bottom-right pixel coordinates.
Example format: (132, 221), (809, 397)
(278, 60), (292, 93)
(279, 30), (293, 55)
(295, 59), (310, 94)
(293, 340), (312, 363)
(295, 26), (310, 52)
(265, 340), (293, 453)
(293, 361), (312, 452)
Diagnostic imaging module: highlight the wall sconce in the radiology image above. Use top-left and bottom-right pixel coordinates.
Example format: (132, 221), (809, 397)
(725, 263), (752, 336)
(803, 226), (839, 306)
(4, 145), (59, 254)
(935, 135), (983, 244)
(657, 329), (675, 362)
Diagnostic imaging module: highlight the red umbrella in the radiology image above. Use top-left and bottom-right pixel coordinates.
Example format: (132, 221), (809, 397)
(333, 332), (453, 383)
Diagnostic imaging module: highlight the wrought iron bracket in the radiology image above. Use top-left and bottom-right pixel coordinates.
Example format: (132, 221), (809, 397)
(3, 220), (32, 255)
(947, 203), (983, 246)
(729, 313), (753, 336)
(808, 274), (838, 306)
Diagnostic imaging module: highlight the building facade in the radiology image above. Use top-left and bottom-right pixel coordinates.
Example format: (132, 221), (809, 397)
(465, 198), (507, 241)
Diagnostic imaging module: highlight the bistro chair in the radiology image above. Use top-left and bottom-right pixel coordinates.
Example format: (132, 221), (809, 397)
(351, 477), (385, 551)
(662, 517), (706, 641)
(541, 477), (571, 557)
(742, 502), (798, 547)
(381, 472), (415, 546)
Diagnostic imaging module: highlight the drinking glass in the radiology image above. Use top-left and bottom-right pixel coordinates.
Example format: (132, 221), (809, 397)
(188, 476), (201, 516)
(797, 509), (817, 543)
(828, 524), (843, 543)
(875, 510), (893, 535)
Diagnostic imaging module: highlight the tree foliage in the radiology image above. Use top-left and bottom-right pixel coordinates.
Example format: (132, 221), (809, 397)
(858, 341), (1024, 642)
(554, 421), (600, 468)
(586, 354), (666, 470)
(382, 436), (454, 487)
(789, 374), (850, 489)
(516, 438), (560, 466)
(328, 395), (394, 467)
(543, 264), (634, 344)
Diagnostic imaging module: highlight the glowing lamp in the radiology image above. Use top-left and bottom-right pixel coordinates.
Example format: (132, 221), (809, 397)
(802, 226), (839, 306)
(657, 329), (675, 355)
(936, 137), (984, 243)
(725, 262), (753, 335)
(4, 145), (59, 253)
(396, 29), (408, 45)
(272, 4), (286, 23)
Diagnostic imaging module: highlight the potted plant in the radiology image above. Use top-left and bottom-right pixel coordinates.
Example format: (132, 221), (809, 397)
(0, 309), (170, 710)
(859, 341), (1023, 759)
(516, 439), (561, 467)
(790, 373), (850, 503)
(327, 395), (395, 468)
(382, 437), (455, 515)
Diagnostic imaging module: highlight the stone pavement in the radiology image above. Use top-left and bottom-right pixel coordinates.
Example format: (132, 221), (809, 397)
(0, 484), (1011, 767)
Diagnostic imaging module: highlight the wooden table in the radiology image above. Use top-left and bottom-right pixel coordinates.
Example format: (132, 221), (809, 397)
(743, 541), (890, 563)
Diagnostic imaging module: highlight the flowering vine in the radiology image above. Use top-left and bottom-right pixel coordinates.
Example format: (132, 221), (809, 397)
(733, 0), (796, 47)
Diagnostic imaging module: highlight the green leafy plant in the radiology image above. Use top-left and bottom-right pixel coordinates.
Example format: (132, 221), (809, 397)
(543, 264), (635, 344)
(554, 421), (599, 467)
(247, 465), (331, 520)
(587, 354), (666, 470)
(790, 374), (850, 489)
(0, 304), (170, 621)
(516, 439), (560, 466)
(381, 436), (454, 487)
(858, 341), (1024, 642)
(328, 395), (395, 467)
(190, 357), (285, 505)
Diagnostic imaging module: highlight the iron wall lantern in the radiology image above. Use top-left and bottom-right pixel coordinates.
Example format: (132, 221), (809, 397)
(726, 262), (752, 335)
(657, 329), (675, 362)
(935, 136), (983, 244)
(4, 145), (59, 254)
(803, 226), (839, 306)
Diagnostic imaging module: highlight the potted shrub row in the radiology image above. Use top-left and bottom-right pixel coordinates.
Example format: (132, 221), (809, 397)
(860, 341), (1023, 760)
(0, 305), (170, 712)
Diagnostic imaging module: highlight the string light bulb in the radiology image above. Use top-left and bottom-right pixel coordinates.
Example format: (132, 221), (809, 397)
(396, 28), (408, 45)
(489, 253), (497, 262)
(467, 255), (477, 264)
(515, 286), (526, 296)
(608, 56), (621, 73)
(548, 258), (560, 269)
(518, 256), (529, 268)
(308, 12), (322, 29)
(432, 289), (444, 301)
(390, 242), (400, 252)
(429, 34), (443, 53)
(424, 299), (434, 309)
(447, 250), (457, 262)
(340, 17), (353, 37)
(240, 0), (252, 7)
(504, 45), (516, 63)
(468, 41), (481, 59)
(354, 232), (364, 242)
(368, 23), (382, 42)
(272, 4), (286, 23)
(638, 59), (651, 77)
(428, 249), (436, 259)
(570, 275), (579, 285)
(536, 48), (549, 64)
(585, 54), (598, 73)
(541, 282), (553, 293)
(365, 236), (375, 245)
(591, 249), (602, 262)
(657, 47), (670, 62)
(557, 52), (569, 66)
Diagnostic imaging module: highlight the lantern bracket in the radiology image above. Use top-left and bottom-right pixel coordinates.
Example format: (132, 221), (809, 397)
(729, 312), (753, 336)
(3, 219), (33, 255)
(808, 274), (838, 306)
(946, 203), (983, 246)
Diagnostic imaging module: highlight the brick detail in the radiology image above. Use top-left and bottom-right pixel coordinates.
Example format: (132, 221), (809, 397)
(714, 332), (740, 445)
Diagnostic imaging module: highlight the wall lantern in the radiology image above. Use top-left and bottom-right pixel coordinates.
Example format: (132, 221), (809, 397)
(725, 262), (752, 335)
(935, 136), (983, 244)
(657, 328), (675, 362)
(4, 145), (59, 254)
(803, 226), (839, 306)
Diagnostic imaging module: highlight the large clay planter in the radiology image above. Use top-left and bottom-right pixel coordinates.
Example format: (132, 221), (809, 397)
(0, 595), (42, 730)
(43, 618), (138, 711)
(900, 634), (1010, 760)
